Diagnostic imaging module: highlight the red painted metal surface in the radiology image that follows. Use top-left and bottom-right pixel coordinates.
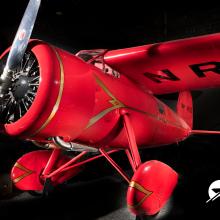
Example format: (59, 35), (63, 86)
(125, 149), (137, 172)
(42, 148), (61, 176)
(0, 37), (207, 214)
(99, 148), (130, 183)
(46, 151), (86, 179)
(104, 33), (220, 94)
(127, 160), (178, 216)
(122, 113), (142, 168)
(77, 68), (191, 148)
(177, 91), (193, 128)
(191, 130), (220, 135)
(2, 13), (220, 217)
(11, 150), (82, 191)
(60, 149), (120, 172)
(0, 39), (191, 149)
(1, 40), (96, 141)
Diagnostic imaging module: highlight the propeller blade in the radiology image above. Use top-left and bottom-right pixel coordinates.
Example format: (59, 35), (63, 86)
(2, 0), (41, 79)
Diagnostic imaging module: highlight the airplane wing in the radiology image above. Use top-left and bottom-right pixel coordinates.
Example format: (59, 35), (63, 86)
(104, 33), (220, 95)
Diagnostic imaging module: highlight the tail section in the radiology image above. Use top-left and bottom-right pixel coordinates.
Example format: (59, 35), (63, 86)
(177, 91), (193, 129)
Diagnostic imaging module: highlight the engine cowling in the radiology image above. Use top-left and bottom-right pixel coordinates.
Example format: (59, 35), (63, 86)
(0, 40), (96, 142)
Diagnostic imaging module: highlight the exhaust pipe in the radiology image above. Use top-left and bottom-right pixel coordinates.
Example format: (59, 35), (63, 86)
(52, 136), (98, 153)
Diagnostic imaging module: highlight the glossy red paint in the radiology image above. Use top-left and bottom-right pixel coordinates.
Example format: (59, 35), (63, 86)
(127, 160), (178, 216)
(77, 69), (191, 148)
(104, 33), (220, 94)
(177, 91), (193, 129)
(4, 2), (220, 217)
(122, 113), (142, 168)
(46, 151), (86, 179)
(11, 150), (82, 191)
(0, 40), (191, 149)
(11, 148), (121, 191)
(1, 40), (96, 141)
(2, 35), (216, 216)
(42, 148), (61, 176)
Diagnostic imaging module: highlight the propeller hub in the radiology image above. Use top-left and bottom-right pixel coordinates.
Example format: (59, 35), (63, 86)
(12, 76), (30, 100)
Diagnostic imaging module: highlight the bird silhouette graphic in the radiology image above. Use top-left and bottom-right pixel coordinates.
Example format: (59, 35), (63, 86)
(206, 181), (220, 203)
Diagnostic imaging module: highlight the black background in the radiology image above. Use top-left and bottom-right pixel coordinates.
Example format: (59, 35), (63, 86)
(1, 1), (220, 220)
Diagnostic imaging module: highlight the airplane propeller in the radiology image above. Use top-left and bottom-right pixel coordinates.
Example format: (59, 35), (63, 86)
(1, 0), (41, 79)
(0, 0), (41, 123)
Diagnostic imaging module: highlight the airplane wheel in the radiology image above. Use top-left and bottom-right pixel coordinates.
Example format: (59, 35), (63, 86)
(135, 196), (174, 220)
(127, 160), (178, 216)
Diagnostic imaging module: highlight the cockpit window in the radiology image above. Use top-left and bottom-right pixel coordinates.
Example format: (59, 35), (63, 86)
(76, 49), (107, 62)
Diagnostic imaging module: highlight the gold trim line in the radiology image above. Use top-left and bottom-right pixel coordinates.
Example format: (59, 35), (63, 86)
(13, 162), (34, 184)
(31, 47), (64, 136)
(129, 181), (153, 196)
(128, 181), (153, 209)
(86, 75), (125, 128)
(86, 75), (185, 130)
(86, 105), (123, 129)
(127, 194), (151, 209)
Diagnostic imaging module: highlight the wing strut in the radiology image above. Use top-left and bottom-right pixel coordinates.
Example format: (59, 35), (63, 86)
(98, 110), (143, 182)
(99, 148), (130, 183)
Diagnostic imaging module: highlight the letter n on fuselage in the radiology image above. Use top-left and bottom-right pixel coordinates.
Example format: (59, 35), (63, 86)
(143, 69), (180, 83)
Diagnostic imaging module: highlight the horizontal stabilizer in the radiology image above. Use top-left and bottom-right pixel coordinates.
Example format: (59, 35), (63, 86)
(191, 130), (220, 135)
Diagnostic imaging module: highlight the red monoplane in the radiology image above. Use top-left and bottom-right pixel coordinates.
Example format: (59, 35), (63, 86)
(1, 0), (220, 218)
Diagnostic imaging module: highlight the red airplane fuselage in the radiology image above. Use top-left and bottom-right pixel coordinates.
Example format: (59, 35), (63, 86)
(1, 40), (191, 149)
(77, 66), (191, 149)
